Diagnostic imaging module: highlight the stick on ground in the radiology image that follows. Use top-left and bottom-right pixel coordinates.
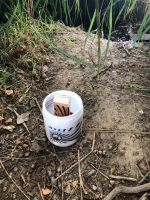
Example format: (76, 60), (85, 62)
(109, 175), (137, 182)
(103, 183), (150, 200)
(0, 160), (30, 200)
(54, 132), (95, 181)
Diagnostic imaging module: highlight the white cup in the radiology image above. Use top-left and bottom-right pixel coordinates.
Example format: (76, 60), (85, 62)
(42, 90), (83, 147)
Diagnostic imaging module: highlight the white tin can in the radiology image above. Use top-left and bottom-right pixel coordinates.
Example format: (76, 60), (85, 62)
(42, 90), (83, 147)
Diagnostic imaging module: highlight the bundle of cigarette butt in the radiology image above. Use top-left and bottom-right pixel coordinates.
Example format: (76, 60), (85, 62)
(54, 95), (71, 116)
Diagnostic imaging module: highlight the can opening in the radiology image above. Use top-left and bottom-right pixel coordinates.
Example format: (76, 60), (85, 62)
(45, 94), (81, 116)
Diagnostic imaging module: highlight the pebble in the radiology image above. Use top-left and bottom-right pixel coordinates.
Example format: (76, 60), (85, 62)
(92, 185), (97, 191)
(23, 144), (28, 148)
(93, 108), (97, 112)
(133, 151), (139, 156)
(24, 152), (30, 157)
(13, 167), (18, 172)
(3, 186), (7, 192)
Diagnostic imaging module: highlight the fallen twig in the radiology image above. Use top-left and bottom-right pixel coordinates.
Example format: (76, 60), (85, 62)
(109, 175), (137, 182)
(78, 150), (87, 199)
(19, 85), (32, 103)
(7, 107), (30, 133)
(54, 132), (95, 181)
(21, 174), (27, 185)
(138, 172), (149, 184)
(34, 97), (42, 115)
(135, 164), (144, 178)
(93, 62), (113, 79)
(91, 164), (109, 180)
(139, 193), (148, 200)
(103, 183), (150, 200)
(0, 160), (30, 200)
(37, 182), (44, 200)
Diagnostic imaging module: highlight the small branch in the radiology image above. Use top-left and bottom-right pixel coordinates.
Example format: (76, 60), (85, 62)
(54, 132), (95, 182)
(0, 160), (30, 200)
(93, 62), (113, 79)
(135, 164), (144, 178)
(139, 193), (148, 200)
(91, 164), (109, 180)
(34, 97), (42, 115)
(19, 85), (32, 103)
(78, 151), (83, 200)
(138, 172), (149, 184)
(78, 150), (87, 198)
(37, 182), (44, 200)
(109, 175), (137, 182)
(103, 183), (150, 200)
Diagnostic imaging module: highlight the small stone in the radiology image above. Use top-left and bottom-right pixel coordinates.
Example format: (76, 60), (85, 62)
(94, 108), (97, 112)
(102, 150), (106, 156)
(133, 151), (139, 156)
(119, 150), (125, 156)
(108, 144), (113, 150)
(12, 193), (16, 199)
(3, 186), (7, 192)
(24, 152), (30, 157)
(31, 163), (35, 169)
(92, 185), (97, 191)
(14, 167), (18, 172)
(110, 180), (115, 186)
(98, 150), (102, 155)
(19, 153), (24, 158)
(23, 144), (28, 148)
(57, 166), (61, 172)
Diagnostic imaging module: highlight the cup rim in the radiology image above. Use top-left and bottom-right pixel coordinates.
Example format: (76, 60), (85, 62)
(43, 90), (83, 120)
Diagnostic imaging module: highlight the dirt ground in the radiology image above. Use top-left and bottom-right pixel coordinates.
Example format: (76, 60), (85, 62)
(0, 25), (150, 200)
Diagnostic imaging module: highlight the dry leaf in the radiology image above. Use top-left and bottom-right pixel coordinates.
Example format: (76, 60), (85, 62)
(72, 180), (78, 187)
(15, 138), (21, 145)
(5, 90), (13, 95)
(3, 125), (15, 132)
(42, 188), (51, 195)
(17, 111), (31, 124)
(64, 185), (71, 194)
(42, 65), (49, 74)
(65, 180), (72, 185)
(5, 118), (12, 124)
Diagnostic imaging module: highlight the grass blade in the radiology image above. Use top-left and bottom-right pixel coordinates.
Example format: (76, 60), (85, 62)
(95, 0), (101, 80)
(103, 0), (113, 67)
(84, 9), (96, 49)
(130, 9), (150, 49)
(31, 25), (95, 68)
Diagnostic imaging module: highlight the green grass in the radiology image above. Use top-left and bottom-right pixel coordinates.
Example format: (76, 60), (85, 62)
(0, 0), (149, 79)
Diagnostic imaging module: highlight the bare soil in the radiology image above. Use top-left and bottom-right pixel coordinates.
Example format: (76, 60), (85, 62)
(0, 25), (150, 200)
